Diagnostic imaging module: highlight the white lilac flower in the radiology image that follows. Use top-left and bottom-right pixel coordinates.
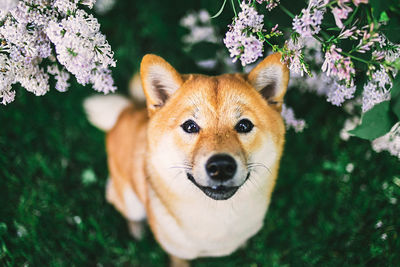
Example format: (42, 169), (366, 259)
(94, 0), (116, 15)
(183, 26), (218, 44)
(289, 70), (335, 96)
(0, 0), (18, 20)
(281, 104), (306, 132)
(0, 0), (116, 105)
(292, 0), (327, 37)
(0, 54), (16, 105)
(46, 9), (116, 90)
(384, 44), (400, 63)
(340, 116), (360, 141)
(181, 10), (218, 45)
(47, 65), (71, 92)
(15, 62), (50, 96)
(224, 2), (265, 66)
(90, 68), (116, 94)
(282, 37), (309, 76)
(80, 0), (96, 9)
(345, 163), (354, 173)
(256, 0), (280, 11)
(196, 59), (218, 70)
(198, 10), (210, 23)
(303, 37), (323, 64)
(362, 67), (392, 112)
(180, 12), (197, 28)
(327, 81), (356, 106)
(54, 0), (79, 15)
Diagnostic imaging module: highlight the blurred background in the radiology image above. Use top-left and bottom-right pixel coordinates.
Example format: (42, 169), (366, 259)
(0, 0), (399, 265)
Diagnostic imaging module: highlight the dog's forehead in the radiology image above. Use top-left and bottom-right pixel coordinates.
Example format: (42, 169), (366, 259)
(180, 74), (257, 117)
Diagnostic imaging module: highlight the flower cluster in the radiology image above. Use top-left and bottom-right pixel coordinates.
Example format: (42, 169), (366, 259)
(281, 37), (310, 76)
(372, 122), (400, 159)
(0, 0), (116, 105)
(281, 104), (306, 132)
(292, 0), (328, 37)
(180, 10), (220, 70)
(180, 10), (218, 45)
(362, 66), (392, 112)
(322, 44), (355, 86)
(224, 2), (265, 66)
(256, 0), (280, 11)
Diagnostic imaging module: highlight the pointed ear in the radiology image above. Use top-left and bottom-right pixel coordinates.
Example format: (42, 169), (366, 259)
(140, 54), (183, 114)
(247, 53), (289, 111)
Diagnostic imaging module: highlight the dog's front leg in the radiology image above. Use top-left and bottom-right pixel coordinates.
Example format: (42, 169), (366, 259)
(127, 220), (145, 240)
(169, 254), (189, 267)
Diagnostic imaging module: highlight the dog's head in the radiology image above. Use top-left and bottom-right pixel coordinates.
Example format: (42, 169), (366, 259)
(141, 53), (289, 201)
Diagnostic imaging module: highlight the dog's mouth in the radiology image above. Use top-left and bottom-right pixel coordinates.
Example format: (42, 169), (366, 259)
(186, 173), (250, 200)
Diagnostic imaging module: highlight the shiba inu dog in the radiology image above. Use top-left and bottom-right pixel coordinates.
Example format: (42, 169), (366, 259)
(84, 52), (289, 266)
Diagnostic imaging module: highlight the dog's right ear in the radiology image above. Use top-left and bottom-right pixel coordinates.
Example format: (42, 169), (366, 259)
(140, 54), (183, 115)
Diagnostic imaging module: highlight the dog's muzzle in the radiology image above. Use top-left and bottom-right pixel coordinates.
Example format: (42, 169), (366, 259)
(187, 173), (240, 200)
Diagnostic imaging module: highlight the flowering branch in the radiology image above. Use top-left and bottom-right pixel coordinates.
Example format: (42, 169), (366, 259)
(0, 0), (116, 105)
(212, 0), (400, 158)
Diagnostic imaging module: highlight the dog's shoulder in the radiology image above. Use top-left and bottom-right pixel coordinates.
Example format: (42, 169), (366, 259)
(106, 107), (149, 208)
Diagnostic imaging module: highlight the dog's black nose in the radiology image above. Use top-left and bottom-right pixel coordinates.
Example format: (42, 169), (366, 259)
(206, 154), (237, 181)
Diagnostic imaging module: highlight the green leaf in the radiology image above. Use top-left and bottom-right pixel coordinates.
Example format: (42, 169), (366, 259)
(349, 101), (396, 140)
(379, 11), (390, 23)
(391, 75), (400, 120)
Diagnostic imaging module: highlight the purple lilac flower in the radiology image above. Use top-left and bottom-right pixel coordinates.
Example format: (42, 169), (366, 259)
(224, 2), (265, 66)
(362, 66), (392, 112)
(332, 7), (351, 29)
(292, 0), (327, 37)
(281, 104), (306, 132)
(256, 0), (280, 11)
(322, 44), (355, 86)
(47, 65), (71, 92)
(327, 81), (356, 106)
(0, 0), (117, 105)
(282, 37), (309, 76)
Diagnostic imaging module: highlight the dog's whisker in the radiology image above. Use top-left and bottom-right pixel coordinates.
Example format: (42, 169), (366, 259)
(247, 162), (272, 175)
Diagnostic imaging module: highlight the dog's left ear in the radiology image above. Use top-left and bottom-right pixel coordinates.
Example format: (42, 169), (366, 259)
(140, 54), (183, 115)
(247, 53), (289, 111)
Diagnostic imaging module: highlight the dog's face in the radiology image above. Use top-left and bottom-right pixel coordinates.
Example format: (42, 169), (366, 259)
(141, 54), (289, 201)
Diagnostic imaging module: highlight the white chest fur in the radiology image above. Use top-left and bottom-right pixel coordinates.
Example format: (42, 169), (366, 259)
(148, 175), (272, 260)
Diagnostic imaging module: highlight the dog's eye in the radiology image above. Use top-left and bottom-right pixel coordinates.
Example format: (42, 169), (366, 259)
(181, 120), (200, 133)
(235, 119), (254, 133)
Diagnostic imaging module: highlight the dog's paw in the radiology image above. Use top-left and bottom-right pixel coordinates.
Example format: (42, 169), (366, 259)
(169, 255), (190, 267)
(127, 220), (145, 240)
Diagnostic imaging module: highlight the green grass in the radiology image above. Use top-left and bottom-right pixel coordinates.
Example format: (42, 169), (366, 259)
(1, 0), (399, 266)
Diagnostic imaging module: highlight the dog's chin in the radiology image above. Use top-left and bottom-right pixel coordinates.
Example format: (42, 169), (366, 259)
(186, 173), (249, 201)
